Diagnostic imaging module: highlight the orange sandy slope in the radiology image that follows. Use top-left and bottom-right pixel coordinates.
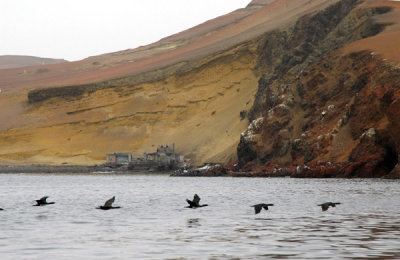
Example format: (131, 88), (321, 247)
(0, 0), (339, 92)
(342, 0), (400, 63)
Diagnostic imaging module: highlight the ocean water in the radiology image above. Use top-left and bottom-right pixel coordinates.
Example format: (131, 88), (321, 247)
(1, 174), (400, 259)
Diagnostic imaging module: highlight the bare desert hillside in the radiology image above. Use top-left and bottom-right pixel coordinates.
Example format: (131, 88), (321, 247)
(0, 0), (339, 92)
(1, 0), (400, 178)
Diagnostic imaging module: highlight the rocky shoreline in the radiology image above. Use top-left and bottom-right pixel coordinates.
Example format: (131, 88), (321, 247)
(171, 161), (400, 179)
(0, 165), (168, 174)
(1, 161), (400, 179)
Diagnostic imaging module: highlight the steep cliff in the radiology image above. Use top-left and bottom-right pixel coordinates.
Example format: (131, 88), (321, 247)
(238, 0), (400, 177)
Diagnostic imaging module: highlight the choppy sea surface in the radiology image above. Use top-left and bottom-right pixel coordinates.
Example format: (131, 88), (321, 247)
(1, 174), (400, 259)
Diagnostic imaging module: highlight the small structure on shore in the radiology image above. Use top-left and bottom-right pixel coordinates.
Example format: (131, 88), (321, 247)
(143, 144), (184, 166)
(106, 152), (133, 165)
(106, 144), (184, 171)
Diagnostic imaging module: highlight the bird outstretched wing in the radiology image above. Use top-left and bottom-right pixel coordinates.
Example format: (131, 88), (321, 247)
(104, 196), (115, 207)
(186, 199), (196, 207)
(318, 202), (330, 211)
(37, 196), (48, 204)
(252, 204), (262, 214)
(193, 194), (200, 205)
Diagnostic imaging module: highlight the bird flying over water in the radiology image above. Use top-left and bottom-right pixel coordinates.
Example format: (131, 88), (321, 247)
(96, 196), (121, 210)
(33, 196), (55, 206)
(318, 202), (341, 211)
(0, 208), (3, 210)
(186, 194), (208, 208)
(251, 203), (274, 214)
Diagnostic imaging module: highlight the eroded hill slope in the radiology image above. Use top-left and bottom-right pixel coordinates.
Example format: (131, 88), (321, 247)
(0, 43), (259, 165)
(1, 0), (400, 173)
(0, 0), (343, 165)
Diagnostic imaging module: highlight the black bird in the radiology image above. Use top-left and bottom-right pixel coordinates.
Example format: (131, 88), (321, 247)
(0, 208), (3, 211)
(318, 202), (341, 211)
(251, 203), (274, 214)
(33, 196), (55, 206)
(186, 194), (208, 208)
(96, 196), (121, 210)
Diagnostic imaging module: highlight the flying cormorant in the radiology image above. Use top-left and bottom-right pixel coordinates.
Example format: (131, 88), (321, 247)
(318, 202), (341, 211)
(186, 194), (208, 208)
(96, 196), (121, 210)
(251, 203), (274, 214)
(33, 196), (55, 206)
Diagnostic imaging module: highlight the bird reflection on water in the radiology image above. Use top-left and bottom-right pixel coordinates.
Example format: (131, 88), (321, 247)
(187, 218), (202, 228)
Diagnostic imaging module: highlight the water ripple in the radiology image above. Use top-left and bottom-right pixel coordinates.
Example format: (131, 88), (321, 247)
(0, 175), (400, 259)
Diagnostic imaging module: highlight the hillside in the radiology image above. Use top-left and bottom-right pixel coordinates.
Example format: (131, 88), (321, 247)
(237, 0), (400, 177)
(1, 0), (400, 178)
(0, 0), (339, 92)
(0, 55), (67, 69)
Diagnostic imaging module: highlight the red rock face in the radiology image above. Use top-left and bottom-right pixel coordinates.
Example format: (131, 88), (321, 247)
(237, 1), (400, 178)
(388, 98), (400, 154)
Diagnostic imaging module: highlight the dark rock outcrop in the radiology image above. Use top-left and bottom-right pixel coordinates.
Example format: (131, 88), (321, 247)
(237, 0), (399, 178)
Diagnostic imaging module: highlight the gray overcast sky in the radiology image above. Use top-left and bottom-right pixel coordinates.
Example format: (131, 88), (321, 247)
(0, 0), (251, 61)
